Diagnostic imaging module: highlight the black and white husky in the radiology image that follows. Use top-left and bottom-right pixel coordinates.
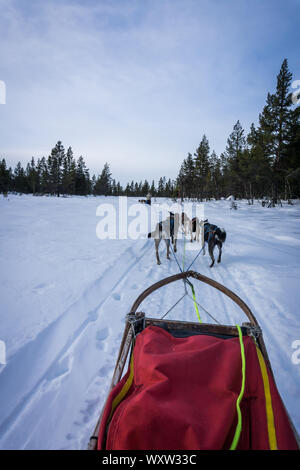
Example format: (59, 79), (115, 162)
(203, 221), (226, 268)
(148, 212), (180, 265)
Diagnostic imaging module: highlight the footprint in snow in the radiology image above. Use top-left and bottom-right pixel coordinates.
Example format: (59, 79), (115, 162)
(46, 354), (73, 383)
(98, 363), (111, 377)
(88, 310), (98, 322)
(95, 327), (109, 350)
(112, 292), (121, 301)
(33, 282), (55, 294)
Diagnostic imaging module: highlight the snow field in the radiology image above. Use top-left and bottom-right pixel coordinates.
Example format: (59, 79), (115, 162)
(0, 194), (299, 449)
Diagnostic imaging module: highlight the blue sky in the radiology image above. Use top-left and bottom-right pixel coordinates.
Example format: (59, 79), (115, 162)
(0, 0), (299, 184)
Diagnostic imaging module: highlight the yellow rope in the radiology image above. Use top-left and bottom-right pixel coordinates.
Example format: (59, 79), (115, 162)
(190, 283), (202, 323)
(255, 346), (278, 450)
(230, 325), (246, 450)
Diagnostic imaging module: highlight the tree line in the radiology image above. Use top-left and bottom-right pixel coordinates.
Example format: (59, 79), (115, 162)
(178, 59), (300, 202)
(0, 146), (176, 198)
(1, 59), (299, 201)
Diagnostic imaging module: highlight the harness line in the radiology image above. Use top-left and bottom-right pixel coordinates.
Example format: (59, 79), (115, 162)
(168, 231), (204, 323)
(186, 293), (221, 325)
(160, 222), (218, 325)
(229, 324), (246, 450)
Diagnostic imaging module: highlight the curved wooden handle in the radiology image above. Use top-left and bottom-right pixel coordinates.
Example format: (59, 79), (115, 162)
(130, 270), (258, 326)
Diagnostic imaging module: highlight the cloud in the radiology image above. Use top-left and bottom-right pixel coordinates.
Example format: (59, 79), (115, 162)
(0, 0), (299, 183)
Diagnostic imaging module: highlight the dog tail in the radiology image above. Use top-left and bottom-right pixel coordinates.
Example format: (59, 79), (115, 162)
(148, 230), (158, 239)
(148, 221), (162, 239)
(216, 228), (226, 242)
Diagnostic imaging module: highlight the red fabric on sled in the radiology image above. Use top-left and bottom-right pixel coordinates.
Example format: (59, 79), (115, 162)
(97, 326), (298, 450)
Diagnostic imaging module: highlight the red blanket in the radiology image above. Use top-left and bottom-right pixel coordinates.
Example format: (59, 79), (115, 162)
(98, 326), (298, 450)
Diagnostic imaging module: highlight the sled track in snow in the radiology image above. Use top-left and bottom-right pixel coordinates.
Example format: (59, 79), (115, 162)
(0, 239), (153, 445)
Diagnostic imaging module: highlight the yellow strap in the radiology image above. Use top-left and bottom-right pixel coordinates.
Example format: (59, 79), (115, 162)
(109, 352), (134, 421)
(182, 233), (201, 323)
(190, 283), (202, 323)
(229, 325), (246, 450)
(256, 346), (278, 450)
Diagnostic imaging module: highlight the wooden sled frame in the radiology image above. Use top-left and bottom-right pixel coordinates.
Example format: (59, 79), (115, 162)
(87, 270), (299, 449)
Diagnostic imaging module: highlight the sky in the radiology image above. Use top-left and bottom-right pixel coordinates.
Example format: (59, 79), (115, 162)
(0, 0), (299, 184)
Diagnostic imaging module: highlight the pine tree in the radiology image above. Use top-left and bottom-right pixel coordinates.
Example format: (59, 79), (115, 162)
(142, 179), (150, 195)
(124, 182), (131, 196)
(0, 158), (12, 193)
(117, 182), (123, 196)
(62, 147), (76, 195)
(13, 162), (28, 193)
(38, 157), (50, 193)
(76, 155), (90, 195)
(48, 141), (65, 196)
(129, 180), (134, 195)
(245, 123), (272, 199)
(178, 153), (195, 199)
(225, 120), (246, 197)
(26, 157), (38, 194)
(138, 181), (143, 196)
(94, 163), (112, 196)
(165, 178), (173, 198)
(272, 58), (293, 169)
(194, 135), (210, 199)
(150, 180), (156, 197)
(258, 59), (294, 199)
(208, 151), (221, 199)
(157, 176), (167, 197)
(91, 174), (97, 195)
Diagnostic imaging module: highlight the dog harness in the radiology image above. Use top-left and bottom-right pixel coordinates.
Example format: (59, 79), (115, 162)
(204, 223), (217, 242)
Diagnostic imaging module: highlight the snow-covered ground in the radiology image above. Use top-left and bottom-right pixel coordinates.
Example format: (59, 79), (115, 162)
(0, 194), (299, 449)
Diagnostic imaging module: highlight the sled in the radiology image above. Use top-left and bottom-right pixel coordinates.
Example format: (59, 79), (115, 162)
(88, 270), (300, 450)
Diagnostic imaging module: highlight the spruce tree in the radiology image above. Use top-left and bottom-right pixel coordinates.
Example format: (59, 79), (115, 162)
(76, 155), (90, 195)
(142, 179), (150, 195)
(38, 157), (50, 194)
(62, 147), (76, 195)
(0, 158), (12, 193)
(258, 59), (293, 199)
(48, 141), (65, 196)
(208, 151), (221, 199)
(178, 153), (195, 199)
(194, 135), (210, 199)
(245, 123), (272, 199)
(94, 163), (112, 196)
(150, 180), (156, 197)
(225, 120), (246, 197)
(26, 157), (38, 194)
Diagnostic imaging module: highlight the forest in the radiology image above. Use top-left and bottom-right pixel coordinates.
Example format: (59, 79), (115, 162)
(1, 59), (299, 202)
